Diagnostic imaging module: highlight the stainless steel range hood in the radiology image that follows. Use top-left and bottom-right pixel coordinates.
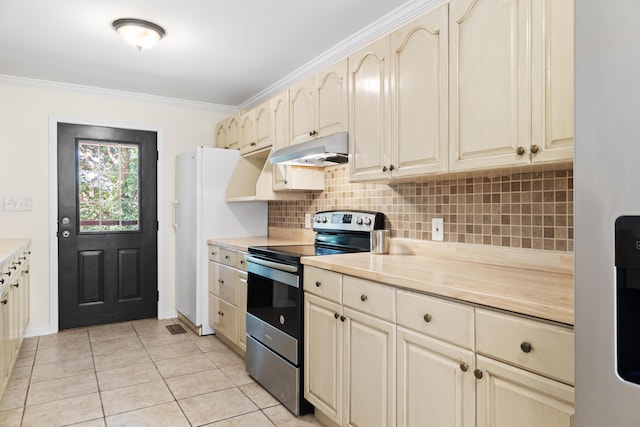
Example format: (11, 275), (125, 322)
(269, 131), (348, 167)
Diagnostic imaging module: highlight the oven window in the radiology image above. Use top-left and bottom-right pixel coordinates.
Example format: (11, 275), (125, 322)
(247, 271), (299, 338)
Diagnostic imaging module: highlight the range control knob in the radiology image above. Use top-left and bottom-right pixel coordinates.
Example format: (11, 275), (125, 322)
(320, 216), (328, 223)
(363, 217), (372, 226)
(356, 217), (364, 225)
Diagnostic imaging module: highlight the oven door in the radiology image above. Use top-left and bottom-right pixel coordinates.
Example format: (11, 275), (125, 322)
(245, 254), (301, 365)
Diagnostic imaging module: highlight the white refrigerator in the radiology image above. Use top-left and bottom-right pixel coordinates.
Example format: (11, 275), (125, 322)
(174, 146), (267, 335)
(576, 0), (640, 425)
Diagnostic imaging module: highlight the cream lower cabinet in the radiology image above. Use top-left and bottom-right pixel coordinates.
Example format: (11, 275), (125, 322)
(304, 269), (395, 426)
(304, 266), (574, 427)
(0, 243), (30, 400)
(475, 356), (574, 427)
(208, 244), (248, 355)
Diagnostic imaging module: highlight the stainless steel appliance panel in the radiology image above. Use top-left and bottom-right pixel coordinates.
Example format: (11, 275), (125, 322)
(246, 312), (298, 365)
(246, 334), (301, 415)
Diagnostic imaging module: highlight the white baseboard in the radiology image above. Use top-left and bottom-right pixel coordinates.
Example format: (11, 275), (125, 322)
(25, 324), (57, 338)
(159, 309), (178, 320)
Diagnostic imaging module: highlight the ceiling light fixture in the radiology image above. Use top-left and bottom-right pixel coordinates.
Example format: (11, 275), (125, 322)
(112, 18), (165, 51)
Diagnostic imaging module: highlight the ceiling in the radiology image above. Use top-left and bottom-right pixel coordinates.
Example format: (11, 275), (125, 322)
(0, 0), (436, 109)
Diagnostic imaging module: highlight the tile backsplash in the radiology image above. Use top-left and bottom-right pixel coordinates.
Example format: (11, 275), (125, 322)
(269, 164), (573, 252)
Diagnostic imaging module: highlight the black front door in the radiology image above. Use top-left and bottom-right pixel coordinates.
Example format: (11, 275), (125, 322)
(57, 123), (158, 329)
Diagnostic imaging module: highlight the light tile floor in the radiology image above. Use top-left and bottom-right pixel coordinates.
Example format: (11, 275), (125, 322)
(0, 318), (322, 427)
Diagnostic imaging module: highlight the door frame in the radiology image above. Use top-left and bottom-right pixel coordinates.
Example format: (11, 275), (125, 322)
(47, 116), (168, 335)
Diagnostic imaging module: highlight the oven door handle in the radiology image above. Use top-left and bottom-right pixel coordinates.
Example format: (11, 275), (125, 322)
(245, 255), (299, 273)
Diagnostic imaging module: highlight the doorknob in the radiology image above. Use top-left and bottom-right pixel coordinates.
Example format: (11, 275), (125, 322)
(61, 230), (71, 238)
(61, 217), (70, 225)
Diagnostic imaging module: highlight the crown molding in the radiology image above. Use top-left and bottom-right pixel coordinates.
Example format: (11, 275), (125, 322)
(0, 73), (237, 113)
(238, 0), (447, 110)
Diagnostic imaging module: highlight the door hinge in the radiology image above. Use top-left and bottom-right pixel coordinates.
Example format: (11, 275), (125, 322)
(157, 290), (160, 301)
(157, 220), (159, 231)
(156, 151), (159, 161)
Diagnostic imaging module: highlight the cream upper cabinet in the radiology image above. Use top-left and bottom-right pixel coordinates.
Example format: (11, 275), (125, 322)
(348, 37), (391, 182)
(316, 59), (348, 138)
(290, 77), (316, 145)
(240, 102), (272, 155)
(391, 4), (449, 178)
(272, 90), (290, 190)
(215, 119), (228, 149)
(476, 356), (574, 427)
(450, 0), (574, 171)
(252, 100), (272, 153)
(531, 0), (574, 163)
(449, 0), (531, 170)
(290, 59), (348, 147)
(226, 113), (240, 151)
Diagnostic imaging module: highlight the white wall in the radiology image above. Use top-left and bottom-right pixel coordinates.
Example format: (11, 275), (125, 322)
(0, 79), (229, 335)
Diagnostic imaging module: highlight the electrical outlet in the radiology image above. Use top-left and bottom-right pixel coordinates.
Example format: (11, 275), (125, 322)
(305, 213), (312, 229)
(432, 218), (444, 241)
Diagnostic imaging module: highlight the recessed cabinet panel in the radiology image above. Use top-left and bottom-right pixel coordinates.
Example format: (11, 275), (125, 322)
(216, 120), (227, 149)
(450, 0), (530, 170)
(227, 115), (239, 150)
(349, 38), (391, 182)
(290, 77), (316, 145)
(392, 6), (449, 177)
(316, 59), (348, 138)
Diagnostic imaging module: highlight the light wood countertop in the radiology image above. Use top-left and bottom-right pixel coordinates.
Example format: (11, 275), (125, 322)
(207, 236), (312, 253)
(302, 252), (574, 326)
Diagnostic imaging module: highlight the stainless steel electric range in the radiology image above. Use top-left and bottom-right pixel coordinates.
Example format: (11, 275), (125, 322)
(244, 210), (385, 415)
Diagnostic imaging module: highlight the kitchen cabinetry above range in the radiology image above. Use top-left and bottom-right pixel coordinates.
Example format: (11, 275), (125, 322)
(349, 4), (449, 182)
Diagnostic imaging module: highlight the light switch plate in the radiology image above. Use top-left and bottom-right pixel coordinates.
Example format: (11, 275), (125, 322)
(4, 196), (33, 211)
(432, 218), (444, 241)
(305, 213), (312, 229)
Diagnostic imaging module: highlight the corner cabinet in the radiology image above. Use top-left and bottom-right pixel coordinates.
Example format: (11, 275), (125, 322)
(304, 265), (574, 427)
(449, 0), (574, 171)
(349, 3), (449, 182)
(207, 244), (248, 355)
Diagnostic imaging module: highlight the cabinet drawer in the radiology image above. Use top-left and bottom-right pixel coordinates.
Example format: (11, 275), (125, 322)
(475, 309), (574, 384)
(304, 266), (342, 303)
(397, 290), (474, 349)
(208, 293), (237, 341)
(208, 245), (241, 268)
(208, 262), (238, 304)
(343, 276), (395, 322)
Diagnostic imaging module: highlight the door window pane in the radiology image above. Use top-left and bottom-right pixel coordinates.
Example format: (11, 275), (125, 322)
(78, 141), (140, 232)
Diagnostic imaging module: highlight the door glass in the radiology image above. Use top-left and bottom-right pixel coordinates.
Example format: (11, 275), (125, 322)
(77, 140), (140, 232)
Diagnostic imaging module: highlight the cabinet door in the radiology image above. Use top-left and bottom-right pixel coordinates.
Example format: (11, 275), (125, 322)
(239, 111), (256, 154)
(343, 306), (395, 427)
(349, 38), (392, 182)
(0, 290), (8, 393)
(531, 0), (574, 163)
(316, 59), (348, 138)
(227, 114), (240, 150)
(476, 355), (574, 427)
(272, 91), (291, 190)
(397, 327), (475, 427)
(449, 0), (531, 170)
(304, 293), (343, 424)
(237, 273), (247, 352)
(290, 76), (316, 145)
(253, 101), (272, 152)
(391, 4), (449, 177)
(216, 119), (228, 149)
(208, 293), (237, 341)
